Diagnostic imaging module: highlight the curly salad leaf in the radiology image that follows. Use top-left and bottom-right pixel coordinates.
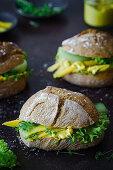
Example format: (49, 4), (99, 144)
(69, 103), (109, 144)
(0, 139), (19, 169)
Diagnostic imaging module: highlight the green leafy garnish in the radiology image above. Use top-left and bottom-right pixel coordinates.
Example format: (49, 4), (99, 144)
(16, 0), (62, 17)
(56, 149), (85, 156)
(12, 126), (19, 132)
(92, 56), (113, 66)
(19, 121), (39, 132)
(69, 103), (109, 144)
(95, 150), (113, 160)
(53, 131), (57, 135)
(1, 68), (33, 82)
(78, 70), (83, 75)
(45, 127), (52, 135)
(25, 134), (36, 140)
(0, 139), (19, 169)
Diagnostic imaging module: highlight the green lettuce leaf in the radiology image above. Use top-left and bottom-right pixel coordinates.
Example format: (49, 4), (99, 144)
(69, 103), (109, 144)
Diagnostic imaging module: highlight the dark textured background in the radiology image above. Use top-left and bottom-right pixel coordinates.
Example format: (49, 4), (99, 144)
(0, 0), (113, 169)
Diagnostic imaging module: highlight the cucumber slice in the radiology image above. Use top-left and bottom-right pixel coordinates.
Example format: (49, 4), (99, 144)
(58, 47), (90, 63)
(11, 59), (28, 73)
(95, 103), (108, 114)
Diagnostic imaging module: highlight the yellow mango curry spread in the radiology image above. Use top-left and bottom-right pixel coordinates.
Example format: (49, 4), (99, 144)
(0, 71), (28, 82)
(3, 120), (73, 142)
(47, 59), (110, 78)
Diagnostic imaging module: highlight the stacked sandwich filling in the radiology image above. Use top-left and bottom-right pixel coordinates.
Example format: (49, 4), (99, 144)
(0, 42), (32, 82)
(0, 52), (31, 82)
(47, 47), (113, 78)
(3, 103), (109, 144)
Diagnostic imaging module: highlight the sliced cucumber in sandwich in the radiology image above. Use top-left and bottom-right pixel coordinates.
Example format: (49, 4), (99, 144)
(95, 103), (108, 114)
(57, 47), (90, 63)
(11, 59), (28, 73)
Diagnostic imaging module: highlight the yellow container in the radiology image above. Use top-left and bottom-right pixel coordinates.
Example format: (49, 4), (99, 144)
(84, 0), (113, 27)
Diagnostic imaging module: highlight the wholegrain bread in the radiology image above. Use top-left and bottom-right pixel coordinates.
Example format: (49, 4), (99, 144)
(62, 29), (113, 58)
(0, 42), (24, 74)
(64, 69), (113, 87)
(20, 129), (104, 151)
(19, 86), (99, 128)
(0, 77), (27, 99)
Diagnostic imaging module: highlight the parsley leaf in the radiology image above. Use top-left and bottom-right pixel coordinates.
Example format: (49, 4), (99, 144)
(95, 150), (113, 160)
(16, 0), (63, 17)
(45, 127), (52, 135)
(92, 56), (113, 66)
(53, 131), (57, 135)
(0, 139), (19, 169)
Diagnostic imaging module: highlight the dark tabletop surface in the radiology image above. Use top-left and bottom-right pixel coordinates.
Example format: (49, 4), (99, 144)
(0, 0), (113, 170)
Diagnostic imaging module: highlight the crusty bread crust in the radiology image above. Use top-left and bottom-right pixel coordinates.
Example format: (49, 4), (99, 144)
(0, 42), (24, 74)
(19, 86), (99, 128)
(20, 131), (104, 151)
(0, 77), (27, 99)
(62, 29), (113, 58)
(64, 69), (113, 88)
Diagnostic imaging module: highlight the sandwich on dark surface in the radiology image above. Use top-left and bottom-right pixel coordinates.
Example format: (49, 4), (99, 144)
(3, 86), (109, 151)
(0, 41), (32, 98)
(47, 29), (113, 87)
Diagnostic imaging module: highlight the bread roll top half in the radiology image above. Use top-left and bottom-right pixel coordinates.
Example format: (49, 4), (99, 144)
(0, 41), (24, 74)
(62, 29), (113, 59)
(19, 86), (99, 129)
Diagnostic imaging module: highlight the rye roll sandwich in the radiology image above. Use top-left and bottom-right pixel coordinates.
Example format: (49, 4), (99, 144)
(47, 29), (113, 87)
(3, 86), (109, 151)
(0, 41), (32, 98)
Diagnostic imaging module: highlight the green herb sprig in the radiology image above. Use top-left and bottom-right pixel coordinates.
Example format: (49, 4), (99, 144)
(0, 139), (19, 169)
(12, 126), (19, 132)
(2, 68), (33, 82)
(95, 150), (113, 160)
(19, 121), (39, 132)
(16, 0), (62, 17)
(56, 149), (85, 156)
(92, 56), (113, 66)
(45, 127), (52, 135)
